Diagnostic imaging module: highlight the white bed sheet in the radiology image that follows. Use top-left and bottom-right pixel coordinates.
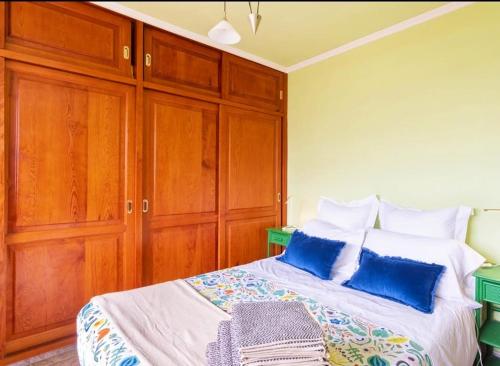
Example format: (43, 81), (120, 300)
(91, 279), (230, 366)
(244, 258), (479, 366)
(87, 258), (479, 366)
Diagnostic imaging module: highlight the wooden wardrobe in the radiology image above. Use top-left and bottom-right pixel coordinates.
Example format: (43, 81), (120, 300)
(0, 2), (287, 363)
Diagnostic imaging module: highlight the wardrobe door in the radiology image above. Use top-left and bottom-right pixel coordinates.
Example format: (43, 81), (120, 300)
(222, 54), (284, 112)
(4, 2), (132, 76)
(220, 106), (282, 268)
(144, 27), (221, 96)
(143, 91), (218, 284)
(4, 62), (136, 354)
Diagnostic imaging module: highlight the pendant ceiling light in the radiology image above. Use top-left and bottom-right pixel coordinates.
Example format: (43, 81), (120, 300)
(248, 2), (261, 35)
(208, 2), (241, 45)
(208, 2), (262, 45)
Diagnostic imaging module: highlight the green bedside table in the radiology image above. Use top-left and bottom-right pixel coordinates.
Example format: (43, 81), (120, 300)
(474, 266), (500, 365)
(266, 227), (293, 257)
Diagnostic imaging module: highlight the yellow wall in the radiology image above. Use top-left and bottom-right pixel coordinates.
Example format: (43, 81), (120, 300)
(288, 3), (500, 262)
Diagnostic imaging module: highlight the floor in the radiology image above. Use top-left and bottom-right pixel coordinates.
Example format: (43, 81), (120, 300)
(8, 345), (79, 366)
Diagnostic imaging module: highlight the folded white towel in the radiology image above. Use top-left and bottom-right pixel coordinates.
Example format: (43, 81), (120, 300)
(243, 355), (330, 366)
(240, 338), (325, 351)
(240, 343), (326, 360)
(240, 339), (325, 353)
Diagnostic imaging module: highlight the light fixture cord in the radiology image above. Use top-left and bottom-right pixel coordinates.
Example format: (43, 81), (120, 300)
(248, 2), (260, 15)
(224, 1), (227, 19)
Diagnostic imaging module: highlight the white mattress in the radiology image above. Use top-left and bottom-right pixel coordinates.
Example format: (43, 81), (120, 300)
(85, 258), (479, 366)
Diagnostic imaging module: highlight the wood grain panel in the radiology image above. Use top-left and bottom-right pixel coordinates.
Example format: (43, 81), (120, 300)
(142, 80), (285, 118)
(143, 91), (219, 284)
(134, 21), (145, 288)
(222, 106), (281, 214)
(223, 54), (283, 112)
(85, 237), (121, 298)
(281, 74), (288, 226)
(5, 2), (132, 76)
(150, 223), (217, 283)
(145, 91), (217, 217)
(0, 57), (7, 359)
(144, 27), (221, 96)
(226, 216), (277, 267)
(3, 61), (136, 354)
(11, 240), (84, 335)
(0, 3), (5, 49)
(4, 331), (74, 361)
(0, 49), (137, 88)
(13, 76), (88, 227)
(219, 106), (282, 269)
(87, 93), (122, 222)
(8, 63), (124, 230)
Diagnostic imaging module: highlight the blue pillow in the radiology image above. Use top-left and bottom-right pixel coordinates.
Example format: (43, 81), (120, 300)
(343, 248), (445, 313)
(276, 231), (345, 280)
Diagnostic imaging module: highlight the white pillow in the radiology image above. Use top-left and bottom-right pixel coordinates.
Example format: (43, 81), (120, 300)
(317, 195), (379, 231)
(363, 229), (485, 306)
(301, 219), (365, 282)
(378, 200), (472, 241)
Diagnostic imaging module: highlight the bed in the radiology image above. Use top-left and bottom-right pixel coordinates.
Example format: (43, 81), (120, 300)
(76, 257), (478, 366)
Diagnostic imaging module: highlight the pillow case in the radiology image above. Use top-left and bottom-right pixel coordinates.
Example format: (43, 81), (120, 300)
(276, 230), (345, 280)
(301, 219), (365, 282)
(317, 195), (379, 231)
(378, 200), (472, 241)
(344, 248), (445, 313)
(364, 229), (485, 306)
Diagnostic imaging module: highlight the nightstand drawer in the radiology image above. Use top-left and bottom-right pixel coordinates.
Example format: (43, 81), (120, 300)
(484, 282), (500, 303)
(269, 232), (288, 245)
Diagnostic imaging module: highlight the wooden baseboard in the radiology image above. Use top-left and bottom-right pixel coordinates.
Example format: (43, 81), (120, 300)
(0, 336), (76, 366)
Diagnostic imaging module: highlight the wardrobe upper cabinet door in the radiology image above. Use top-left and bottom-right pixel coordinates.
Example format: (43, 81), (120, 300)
(4, 2), (132, 76)
(144, 27), (221, 96)
(222, 54), (284, 112)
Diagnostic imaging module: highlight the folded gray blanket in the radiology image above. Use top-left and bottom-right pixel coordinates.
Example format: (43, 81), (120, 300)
(232, 301), (323, 346)
(207, 321), (235, 366)
(206, 342), (220, 366)
(218, 321), (234, 366)
(206, 301), (328, 366)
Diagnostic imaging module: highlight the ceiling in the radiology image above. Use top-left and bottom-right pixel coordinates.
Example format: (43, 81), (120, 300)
(117, 2), (445, 67)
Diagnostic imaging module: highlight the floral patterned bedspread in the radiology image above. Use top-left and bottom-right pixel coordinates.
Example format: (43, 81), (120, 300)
(77, 302), (140, 366)
(185, 268), (433, 366)
(77, 267), (432, 366)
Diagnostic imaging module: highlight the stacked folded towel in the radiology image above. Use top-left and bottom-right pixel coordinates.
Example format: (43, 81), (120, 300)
(206, 301), (328, 366)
